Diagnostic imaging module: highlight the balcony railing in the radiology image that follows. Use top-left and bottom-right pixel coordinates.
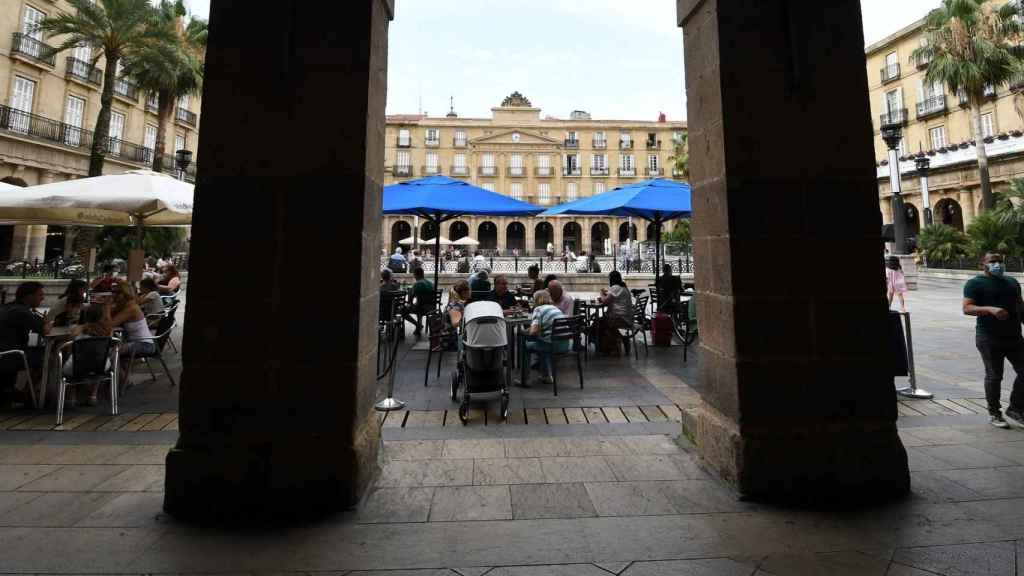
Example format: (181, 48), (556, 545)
(157, 154), (197, 182)
(619, 140), (633, 150)
(396, 137), (411, 147)
(175, 107), (197, 127)
(421, 165), (441, 175)
(65, 57), (101, 87)
(453, 138), (467, 147)
(645, 167), (663, 176)
(563, 167), (582, 177)
(145, 96), (159, 113)
(113, 78), (139, 102)
(507, 166), (526, 177)
(11, 33), (55, 67)
(534, 166), (553, 177)
(645, 139), (661, 149)
(564, 139), (579, 148)
(590, 167), (610, 176)
(593, 139), (607, 149)
(450, 165), (469, 176)
(914, 53), (931, 70)
(393, 165), (413, 176)
(618, 168), (636, 177)
(879, 108), (908, 127)
(478, 166), (498, 177)
(424, 138), (440, 147)
(916, 95), (947, 119)
(880, 63), (900, 83)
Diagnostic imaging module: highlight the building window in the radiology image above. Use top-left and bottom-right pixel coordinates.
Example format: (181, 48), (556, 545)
(178, 94), (190, 110)
(538, 183), (551, 205)
(425, 128), (439, 146)
(510, 182), (523, 200)
(454, 129), (466, 146)
(452, 152), (467, 175)
(143, 123), (157, 162)
(536, 154), (551, 176)
(482, 182), (496, 192)
(63, 95), (86, 146)
(594, 182), (606, 196)
(620, 154), (635, 175)
(108, 110), (126, 155)
(883, 51), (899, 80)
(425, 151), (439, 174)
(146, 92), (158, 110)
(566, 182), (578, 201)
(396, 150), (410, 169)
(620, 132), (632, 148)
(509, 153), (524, 176)
(175, 133), (187, 152)
(594, 131), (606, 147)
(22, 5), (45, 41)
(566, 130), (578, 144)
(73, 43), (91, 64)
(398, 128), (411, 147)
(481, 153), (496, 176)
(883, 88), (903, 122)
(564, 153), (580, 176)
(982, 112), (996, 138)
(929, 126), (947, 149)
(9, 76), (36, 134)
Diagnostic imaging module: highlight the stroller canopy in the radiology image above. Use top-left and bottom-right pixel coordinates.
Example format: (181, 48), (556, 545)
(463, 301), (507, 348)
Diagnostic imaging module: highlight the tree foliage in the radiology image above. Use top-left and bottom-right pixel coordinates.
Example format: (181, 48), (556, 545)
(967, 211), (1019, 257)
(96, 227), (187, 263)
(919, 223), (970, 262)
(668, 134), (689, 182)
(663, 219), (691, 249)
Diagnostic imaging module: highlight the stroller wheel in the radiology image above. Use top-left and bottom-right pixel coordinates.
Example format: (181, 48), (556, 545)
(458, 401), (469, 425)
(450, 372), (459, 401)
(500, 393), (510, 420)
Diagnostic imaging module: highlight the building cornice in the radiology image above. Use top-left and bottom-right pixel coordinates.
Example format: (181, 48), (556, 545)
(865, 17), (926, 55)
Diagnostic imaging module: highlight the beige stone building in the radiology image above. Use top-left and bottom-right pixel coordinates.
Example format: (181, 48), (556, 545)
(0, 0), (201, 262)
(867, 1), (1024, 237)
(382, 92), (687, 256)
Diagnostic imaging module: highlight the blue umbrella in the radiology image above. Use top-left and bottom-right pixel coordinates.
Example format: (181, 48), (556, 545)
(384, 175), (542, 284)
(541, 178), (691, 285)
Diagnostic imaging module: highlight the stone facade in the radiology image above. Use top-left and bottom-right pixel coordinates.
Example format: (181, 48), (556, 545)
(383, 97), (687, 256)
(0, 0), (202, 260)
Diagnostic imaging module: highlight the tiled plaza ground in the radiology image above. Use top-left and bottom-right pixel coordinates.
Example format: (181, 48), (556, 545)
(5, 278), (1024, 574)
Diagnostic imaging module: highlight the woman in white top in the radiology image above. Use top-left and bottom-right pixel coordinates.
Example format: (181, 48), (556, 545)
(108, 282), (156, 382)
(597, 270), (633, 356)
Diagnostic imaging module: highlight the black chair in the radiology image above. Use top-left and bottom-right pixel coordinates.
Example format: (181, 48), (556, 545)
(647, 285), (660, 318)
(433, 288), (445, 315)
(0, 349), (35, 409)
(547, 315), (586, 396)
(123, 314), (178, 392)
(56, 336), (120, 425)
(681, 296), (699, 363)
(424, 313), (457, 387)
(621, 297), (650, 359)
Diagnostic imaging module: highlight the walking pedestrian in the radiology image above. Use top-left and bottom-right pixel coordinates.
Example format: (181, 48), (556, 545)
(886, 256), (908, 312)
(963, 252), (1024, 428)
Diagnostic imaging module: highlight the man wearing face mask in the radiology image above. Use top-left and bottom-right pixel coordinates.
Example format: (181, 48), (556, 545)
(964, 253), (1024, 429)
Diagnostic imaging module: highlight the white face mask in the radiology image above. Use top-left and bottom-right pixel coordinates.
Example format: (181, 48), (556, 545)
(988, 262), (1005, 277)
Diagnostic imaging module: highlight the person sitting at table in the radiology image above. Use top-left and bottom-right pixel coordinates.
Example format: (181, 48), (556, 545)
(543, 274), (557, 289)
(597, 271), (633, 357)
(527, 264), (544, 294)
(90, 264), (118, 293)
(61, 305), (113, 408)
(445, 280), (471, 329)
(523, 290), (569, 386)
(137, 278), (165, 328)
(657, 263), (683, 313)
(157, 265), (182, 295)
(388, 247), (408, 273)
(547, 280), (574, 317)
(0, 282), (51, 406)
(491, 274), (518, 312)
(47, 279), (88, 327)
(107, 282), (155, 386)
(380, 268), (401, 292)
(469, 269), (491, 293)
(403, 267), (434, 337)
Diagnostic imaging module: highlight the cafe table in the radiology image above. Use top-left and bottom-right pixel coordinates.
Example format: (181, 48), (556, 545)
(38, 325), (75, 407)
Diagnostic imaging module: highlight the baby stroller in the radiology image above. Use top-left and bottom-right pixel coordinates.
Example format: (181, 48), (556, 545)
(451, 300), (509, 424)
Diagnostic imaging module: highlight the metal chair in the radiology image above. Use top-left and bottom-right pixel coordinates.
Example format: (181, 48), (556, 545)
(158, 303), (180, 354)
(434, 289), (445, 315)
(682, 295), (699, 363)
(424, 313), (457, 387)
(621, 296), (650, 359)
(547, 315), (586, 397)
(123, 314), (178, 392)
(56, 336), (120, 425)
(0, 349), (36, 409)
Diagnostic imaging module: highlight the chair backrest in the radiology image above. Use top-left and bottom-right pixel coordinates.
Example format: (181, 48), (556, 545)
(153, 313), (177, 352)
(71, 337), (113, 379)
(633, 297), (649, 324)
(379, 290), (403, 321)
(551, 315), (584, 342)
(572, 299), (583, 316)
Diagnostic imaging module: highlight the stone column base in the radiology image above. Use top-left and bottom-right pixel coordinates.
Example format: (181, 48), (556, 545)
(681, 401), (909, 505)
(164, 410), (380, 522)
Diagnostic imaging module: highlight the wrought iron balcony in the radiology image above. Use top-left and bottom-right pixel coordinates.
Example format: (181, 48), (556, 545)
(914, 53), (931, 70)
(65, 57), (101, 87)
(879, 108), (908, 127)
(646, 139), (661, 149)
(396, 136), (411, 147)
(421, 165), (441, 175)
(424, 138), (440, 147)
(593, 139), (607, 149)
(453, 138), (467, 147)
(507, 166), (526, 177)
(880, 63), (900, 84)
(176, 107), (197, 127)
(145, 95), (159, 113)
(590, 167), (610, 176)
(478, 166), (498, 177)
(564, 139), (579, 148)
(113, 78), (139, 103)
(393, 165), (412, 176)
(11, 33), (55, 67)
(562, 167), (582, 177)
(916, 95), (947, 119)
(618, 168), (637, 177)
(619, 140), (633, 150)
(534, 166), (553, 177)
(645, 167), (663, 176)
(450, 165), (469, 176)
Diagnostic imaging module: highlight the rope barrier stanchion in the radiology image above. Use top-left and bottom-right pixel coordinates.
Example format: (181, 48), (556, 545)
(896, 311), (932, 400)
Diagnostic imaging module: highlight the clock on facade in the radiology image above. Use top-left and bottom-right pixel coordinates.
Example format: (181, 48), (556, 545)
(512, 132), (520, 142)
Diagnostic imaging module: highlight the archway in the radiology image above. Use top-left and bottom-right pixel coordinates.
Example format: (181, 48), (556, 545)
(936, 198), (964, 231)
(449, 220), (469, 241)
(478, 221), (497, 250)
(390, 220), (411, 252)
(562, 222), (581, 253)
(618, 222), (637, 243)
(534, 222), (553, 252)
(591, 222), (610, 255)
(421, 221), (438, 240)
(904, 204), (920, 238)
(646, 222), (656, 242)
(45, 226), (66, 261)
(506, 222), (525, 252)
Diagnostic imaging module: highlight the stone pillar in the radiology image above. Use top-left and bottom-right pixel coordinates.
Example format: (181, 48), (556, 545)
(581, 218), (592, 255)
(553, 220), (563, 254)
(959, 189), (976, 229)
(525, 223), (535, 254)
(496, 217), (507, 251)
(679, 0), (908, 502)
(879, 197), (892, 225)
(164, 0), (393, 521)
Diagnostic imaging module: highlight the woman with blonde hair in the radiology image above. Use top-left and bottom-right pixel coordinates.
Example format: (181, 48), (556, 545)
(108, 282), (156, 381)
(445, 280), (471, 329)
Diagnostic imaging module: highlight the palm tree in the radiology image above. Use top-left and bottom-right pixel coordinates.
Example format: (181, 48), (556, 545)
(668, 133), (689, 181)
(39, 0), (170, 176)
(912, 0), (1024, 213)
(122, 0), (207, 174)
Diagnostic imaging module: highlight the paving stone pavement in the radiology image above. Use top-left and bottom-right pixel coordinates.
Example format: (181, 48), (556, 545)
(6, 280), (1024, 573)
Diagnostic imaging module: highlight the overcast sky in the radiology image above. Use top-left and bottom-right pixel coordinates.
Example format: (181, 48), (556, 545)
(184, 0), (943, 121)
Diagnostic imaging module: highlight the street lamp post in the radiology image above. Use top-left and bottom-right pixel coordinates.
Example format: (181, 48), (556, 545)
(915, 155), (932, 227)
(881, 123), (907, 254)
(174, 149), (193, 182)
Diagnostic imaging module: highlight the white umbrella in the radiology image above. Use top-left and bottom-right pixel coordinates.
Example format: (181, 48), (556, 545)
(0, 169), (192, 229)
(453, 236), (479, 246)
(398, 235), (442, 245)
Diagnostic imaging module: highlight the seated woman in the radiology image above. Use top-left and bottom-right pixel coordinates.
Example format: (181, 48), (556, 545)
(523, 290), (568, 385)
(157, 265), (182, 295)
(137, 277), (165, 328)
(445, 280), (471, 330)
(62, 305), (113, 407)
(108, 282), (156, 384)
(47, 279), (88, 327)
(90, 264), (118, 293)
(597, 271), (633, 357)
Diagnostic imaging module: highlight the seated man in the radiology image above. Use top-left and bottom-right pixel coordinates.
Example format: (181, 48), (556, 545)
(491, 274), (518, 311)
(388, 247), (407, 273)
(0, 282), (50, 405)
(403, 267), (434, 337)
(380, 268), (400, 292)
(657, 263), (683, 312)
(522, 290), (569, 386)
(469, 269), (491, 293)
(548, 280), (574, 317)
